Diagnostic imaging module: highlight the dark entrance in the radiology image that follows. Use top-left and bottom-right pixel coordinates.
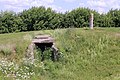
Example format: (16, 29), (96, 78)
(35, 43), (53, 52)
(32, 35), (59, 61)
(35, 43), (53, 61)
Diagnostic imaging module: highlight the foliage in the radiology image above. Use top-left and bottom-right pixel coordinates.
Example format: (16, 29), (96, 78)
(0, 7), (120, 34)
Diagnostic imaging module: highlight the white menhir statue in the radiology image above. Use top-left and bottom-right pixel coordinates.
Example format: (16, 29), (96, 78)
(90, 13), (94, 29)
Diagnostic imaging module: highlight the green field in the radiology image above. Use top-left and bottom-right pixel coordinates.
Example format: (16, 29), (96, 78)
(0, 28), (120, 80)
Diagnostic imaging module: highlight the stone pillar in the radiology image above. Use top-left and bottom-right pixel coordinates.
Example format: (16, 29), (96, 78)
(51, 43), (58, 61)
(89, 13), (94, 29)
(26, 43), (35, 63)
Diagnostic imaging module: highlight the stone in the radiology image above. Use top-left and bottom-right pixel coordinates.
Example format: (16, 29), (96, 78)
(35, 35), (50, 39)
(90, 13), (94, 29)
(26, 43), (35, 63)
(26, 35), (59, 62)
(32, 35), (54, 43)
(51, 44), (59, 61)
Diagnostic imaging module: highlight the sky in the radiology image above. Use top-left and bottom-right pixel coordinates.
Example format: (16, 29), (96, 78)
(0, 0), (120, 14)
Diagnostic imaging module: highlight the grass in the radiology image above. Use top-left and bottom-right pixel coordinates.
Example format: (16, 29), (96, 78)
(0, 27), (120, 80)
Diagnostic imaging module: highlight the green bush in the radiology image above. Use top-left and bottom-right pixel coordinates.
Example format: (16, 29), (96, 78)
(0, 7), (120, 34)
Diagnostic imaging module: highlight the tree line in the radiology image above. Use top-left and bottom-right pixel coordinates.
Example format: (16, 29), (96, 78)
(0, 6), (120, 33)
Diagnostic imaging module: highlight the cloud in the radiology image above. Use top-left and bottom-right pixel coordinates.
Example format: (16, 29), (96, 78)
(0, 0), (63, 12)
(87, 0), (106, 8)
(64, 0), (76, 2)
(79, 0), (120, 14)
(0, 0), (120, 14)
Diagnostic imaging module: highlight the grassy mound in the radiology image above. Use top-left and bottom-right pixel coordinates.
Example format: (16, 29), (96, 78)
(0, 28), (120, 80)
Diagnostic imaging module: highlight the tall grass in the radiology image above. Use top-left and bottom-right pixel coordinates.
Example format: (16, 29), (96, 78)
(0, 28), (120, 80)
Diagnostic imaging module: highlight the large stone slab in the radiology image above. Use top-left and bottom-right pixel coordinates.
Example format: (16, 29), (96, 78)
(32, 35), (54, 43)
(35, 35), (50, 39)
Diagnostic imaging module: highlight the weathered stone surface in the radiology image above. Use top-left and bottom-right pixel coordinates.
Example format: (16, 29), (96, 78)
(51, 44), (59, 61)
(26, 35), (59, 62)
(32, 38), (54, 43)
(32, 35), (54, 43)
(35, 35), (50, 39)
(90, 13), (94, 29)
(26, 43), (35, 63)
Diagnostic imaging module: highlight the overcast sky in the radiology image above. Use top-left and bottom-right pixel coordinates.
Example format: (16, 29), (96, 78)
(0, 0), (120, 14)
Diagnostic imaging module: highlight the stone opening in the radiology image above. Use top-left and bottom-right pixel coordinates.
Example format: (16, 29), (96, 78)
(31, 35), (59, 61)
(35, 43), (53, 52)
(35, 43), (53, 61)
